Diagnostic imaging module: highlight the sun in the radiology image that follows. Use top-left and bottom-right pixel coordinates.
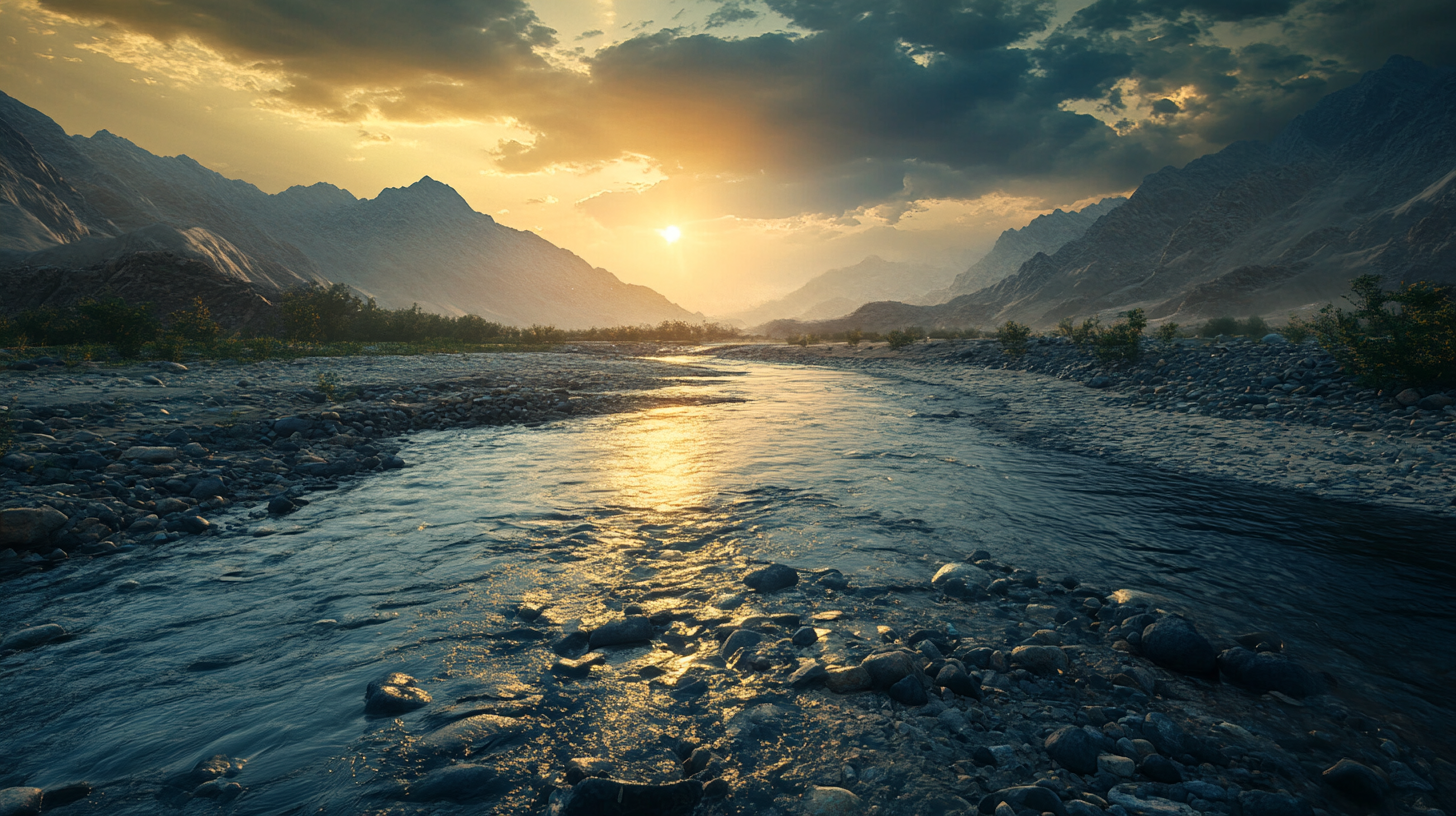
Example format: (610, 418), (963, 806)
(659, 225), (681, 244)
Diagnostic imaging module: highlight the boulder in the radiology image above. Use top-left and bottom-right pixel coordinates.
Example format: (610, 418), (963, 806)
(551, 778), (702, 816)
(1044, 726), (1100, 775)
(1322, 758), (1387, 804)
(587, 616), (653, 649)
(719, 628), (763, 658)
(743, 563), (798, 592)
(979, 786), (1067, 816)
(1217, 647), (1324, 698)
(860, 649), (922, 688)
(273, 416), (314, 435)
(0, 507), (68, 549)
(1009, 645), (1069, 674)
(934, 664), (983, 699)
(190, 476), (228, 500)
(803, 786), (863, 815)
(364, 672), (431, 715)
(1, 623), (65, 652)
(0, 787), (42, 816)
(824, 665), (871, 693)
(407, 764), (503, 802)
(931, 562), (991, 594)
(1140, 616), (1216, 674)
(887, 674), (928, 706)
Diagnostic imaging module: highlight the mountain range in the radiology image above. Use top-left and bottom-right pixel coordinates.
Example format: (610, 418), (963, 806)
(728, 256), (955, 327)
(762, 55), (1456, 336)
(0, 92), (699, 329)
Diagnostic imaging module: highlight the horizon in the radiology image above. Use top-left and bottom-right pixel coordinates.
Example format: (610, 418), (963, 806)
(2, 0), (1452, 315)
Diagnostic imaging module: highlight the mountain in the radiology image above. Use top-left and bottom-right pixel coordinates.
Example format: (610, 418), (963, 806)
(728, 256), (955, 327)
(921, 197), (1126, 304)
(0, 92), (701, 329)
(761, 56), (1456, 336)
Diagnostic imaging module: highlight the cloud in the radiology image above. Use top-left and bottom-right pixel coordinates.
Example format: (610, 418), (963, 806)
(704, 1), (760, 29)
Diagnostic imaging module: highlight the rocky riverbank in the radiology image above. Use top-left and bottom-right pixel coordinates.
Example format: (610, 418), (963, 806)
(707, 338), (1456, 518)
(0, 345), (730, 577)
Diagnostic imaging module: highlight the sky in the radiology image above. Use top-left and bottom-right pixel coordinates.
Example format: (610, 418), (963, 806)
(1, 0), (1453, 316)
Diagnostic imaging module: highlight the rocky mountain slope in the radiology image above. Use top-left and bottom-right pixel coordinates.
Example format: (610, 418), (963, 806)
(922, 197), (1126, 304)
(764, 56), (1456, 335)
(0, 92), (699, 328)
(729, 256), (955, 328)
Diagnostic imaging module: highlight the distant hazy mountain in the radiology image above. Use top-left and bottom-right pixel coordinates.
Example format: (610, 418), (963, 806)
(729, 256), (955, 327)
(0, 92), (699, 328)
(922, 197), (1125, 304)
(761, 56), (1456, 335)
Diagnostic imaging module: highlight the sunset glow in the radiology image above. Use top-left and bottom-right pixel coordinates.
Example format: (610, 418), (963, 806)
(660, 225), (681, 244)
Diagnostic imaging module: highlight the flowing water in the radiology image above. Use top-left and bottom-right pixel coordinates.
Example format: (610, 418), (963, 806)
(2, 357), (1453, 814)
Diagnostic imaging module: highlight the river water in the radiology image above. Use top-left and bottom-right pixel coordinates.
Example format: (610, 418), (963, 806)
(1, 357), (1452, 814)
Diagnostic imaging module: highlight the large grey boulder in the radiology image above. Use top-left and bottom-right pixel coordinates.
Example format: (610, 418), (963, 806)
(0, 507), (68, 549)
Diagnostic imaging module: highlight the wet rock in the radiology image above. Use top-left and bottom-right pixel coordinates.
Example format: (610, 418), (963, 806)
(174, 515), (211, 535)
(790, 661), (829, 688)
(934, 663), (982, 700)
(553, 652), (606, 677)
(1322, 758), (1387, 803)
(407, 764), (504, 801)
(743, 563), (798, 592)
(122, 446), (179, 464)
(364, 672), (431, 715)
(720, 628), (763, 658)
(888, 673), (928, 705)
(549, 777), (703, 816)
(163, 428), (191, 444)
(164, 755), (245, 790)
(415, 714), (530, 760)
(268, 496), (297, 515)
(189, 476), (227, 500)
(1010, 644), (1069, 674)
(1139, 616), (1215, 674)
(1098, 754), (1136, 777)
(1139, 754), (1182, 783)
(1216, 647), (1324, 698)
(565, 757), (613, 785)
(860, 649), (922, 688)
(0, 507), (68, 549)
(274, 416), (313, 435)
(587, 616), (653, 648)
(804, 785), (864, 815)
(1045, 726), (1100, 774)
(0, 787), (41, 816)
(979, 785), (1067, 816)
(1, 623), (65, 652)
(39, 783), (91, 810)
(1141, 713), (1187, 757)
(932, 562), (991, 594)
(1108, 785), (1197, 816)
(0, 453), (35, 471)
(1394, 388), (1422, 407)
(182, 442), (210, 457)
(825, 665), (872, 693)
(1237, 790), (1315, 816)
(792, 626), (819, 646)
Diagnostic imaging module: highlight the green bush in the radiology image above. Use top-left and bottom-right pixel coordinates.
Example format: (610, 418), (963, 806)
(1243, 315), (1269, 337)
(166, 297), (222, 344)
(845, 328), (863, 347)
(1311, 275), (1456, 387)
(995, 321), (1032, 356)
(1280, 314), (1312, 344)
(1153, 322), (1180, 348)
(1091, 308), (1147, 363)
(1070, 317), (1101, 347)
(885, 329), (919, 350)
(77, 296), (159, 358)
(1199, 316), (1241, 337)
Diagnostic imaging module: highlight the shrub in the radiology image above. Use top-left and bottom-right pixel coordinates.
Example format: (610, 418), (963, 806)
(1311, 275), (1456, 387)
(1092, 308), (1148, 364)
(317, 371), (341, 402)
(845, 328), (863, 347)
(1069, 317), (1101, 347)
(166, 297), (222, 344)
(1280, 313), (1312, 344)
(995, 321), (1032, 356)
(786, 334), (808, 347)
(1153, 322), (1180, 348)
(1243, 314), (1269, 337)
(76, 295), (159, 357)
(1199, 316), (1241, 337)
(885, 329), (919, 350)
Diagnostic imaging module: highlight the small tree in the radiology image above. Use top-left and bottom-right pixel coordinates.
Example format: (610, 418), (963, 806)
(166, 297), (222, 345)
(1199, 316), (1241, 337)
(1092, 308), (1147, 363)
(995, 321), (1032, 356)
(1280, 313), (1312, 344)
(1153, 321), (1180, 349)
(77, 296), (159, 358)
(845, 328), (863, 347)
(1243, 314), (1269, 337)
(1311, 275), (1456, 386)
(885, 329), (918, 349)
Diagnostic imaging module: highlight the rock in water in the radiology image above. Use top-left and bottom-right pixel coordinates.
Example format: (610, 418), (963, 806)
(0, 507), (68, 549)
(550, 778), (703, 816)
(1139, 616), (1216, 674)
(743, 563), (798, 592)
(1044, 726), (1100, 775)
(0, 787), (42, 816)
(364, 672), (431, 715)
(1322, 758), (1387, 804)
(415, 714), (530, 760)
(1, 623), (65, 652)
(588, 616), (653, 648)
(803, 785), (864, 815)
(1217, 647), (1324, 698)
(979, 786), (1068, 816)
(407, 764), (504, 801)
(931, 562), (991, 593)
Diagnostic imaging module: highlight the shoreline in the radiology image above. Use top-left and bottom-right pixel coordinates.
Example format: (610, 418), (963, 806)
(703, 339), (1456, 521)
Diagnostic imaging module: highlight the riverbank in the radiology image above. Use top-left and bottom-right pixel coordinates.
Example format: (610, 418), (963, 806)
(706, 338), (1456, 519)
(0, 344), (728, 576)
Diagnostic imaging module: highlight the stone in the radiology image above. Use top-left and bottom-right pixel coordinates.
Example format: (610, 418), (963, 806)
(587, 616), (653, 648)
(931, 562), (991, 593)
(268, 496), (297, 515)
(552, 778), (703, 816)
(1009, 644), (1069, 674)
(720, 628), (763, 658)
(181, 442), (210, 457)
(553, 652), (606, 677)
(1216, 647), (1324, 698)
(1262, 333), (1287, 344)
(414, 714), (529, 759)
(1394, 388), (1422, 407)
(122, 446), (179, 463)
(1417, 394), (1454, 410)
(860, 649), (922, 688)
(743, 563), (798, 592)
(175, 515), (211, 535)
(1, 453), (35, 470)
(792, 626), (819, 647)
(1237, 790), (1314, 816)
(565, 757), (613, 785)
(0, 787), (42, 816)
(979, 786), (1067, 816)
(38, 783), (91, 811)
(1045, 726), (1100, 775)
(887, 673), (928, 706)
(825, 665), (872, 693)
(804, 786), (864, 815)
(274, 416), (314, 435)
(408, 764), (503, 802)
(1099, 754), (1136, 777)
(934, 663), (982, 700)
(1322, 758), (1387, 804)
(0, 507), (68, 549)
(190, 476), (228, 500)
(1108, 786), (1198, 816)
(364, 672), (431, 715)
(163, 429), (191, 445)
(1139, 616), (1216, 674)
(1141, 713), (1187, 757)
(1, 623), (65, 652)
(789, 661), (829, 688)
(1139, 754), (1182, 783)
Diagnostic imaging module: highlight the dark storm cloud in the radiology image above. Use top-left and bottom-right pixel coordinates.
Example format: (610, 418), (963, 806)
(34, 0), (1456, 220)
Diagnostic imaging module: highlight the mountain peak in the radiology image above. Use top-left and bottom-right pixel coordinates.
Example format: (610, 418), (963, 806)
(371, 176), (484, 219)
